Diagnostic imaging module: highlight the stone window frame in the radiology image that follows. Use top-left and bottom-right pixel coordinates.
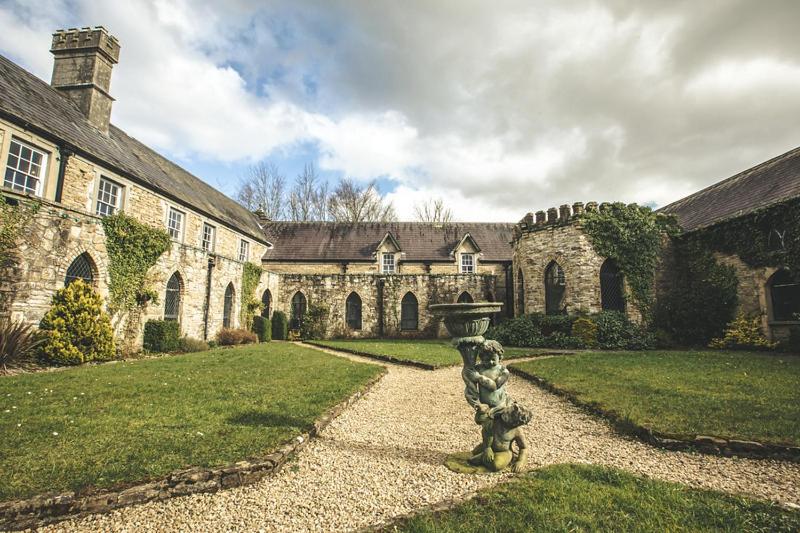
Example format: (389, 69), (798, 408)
(201, 222), (216, 253)
(767, 268), (800, 324)
(164, 271), (183, 324)
(460, 253), (475, 274)
(381, 252), (396, 274)
(166, 206), (185, 242)
(238, 239), (250, 262)
(4, 136), (49, 197)
(0, 120), (65, 201)
(95, 176), (124, 217)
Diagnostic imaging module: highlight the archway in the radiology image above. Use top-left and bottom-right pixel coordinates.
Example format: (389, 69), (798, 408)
(401, 292), (418, 331)
(64, 252), (96, 287)
(223, 282), (235, 328)
(164, 272), (183, 322)
(261, 289), (272, 318)
(291, 291), (307, 329)
(346, 292), (362, 330)
(544, 261), (566, 315)
(600, 259), (625, 312)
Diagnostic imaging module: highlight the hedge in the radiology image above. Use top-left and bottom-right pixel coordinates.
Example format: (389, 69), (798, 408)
(272, 311), (288, 340)
(252, 315), (271, 342)
(143, 319), (180, 353)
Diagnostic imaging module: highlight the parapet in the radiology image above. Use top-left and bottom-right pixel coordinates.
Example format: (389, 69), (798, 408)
(51, 26), (120, 63)
(515, 201), (604, 235)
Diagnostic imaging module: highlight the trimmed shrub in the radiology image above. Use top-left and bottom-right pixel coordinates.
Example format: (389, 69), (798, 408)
(271, 311), (288, 340)
(143, 319), (181, 353)
(252, 315), (271, 342)
(709, 314), (777, 350)
(178, 336), (209, 353)
(538, 314), (574, 337)
(572, 317), (599, 348)
(486, 317), (543, 348)
(38, 280), (115, 365)
(594, 311), (631, 350)
(0, 319), (43, 372)
(300, 303), (329, 340)
(217, 328), (258, 346)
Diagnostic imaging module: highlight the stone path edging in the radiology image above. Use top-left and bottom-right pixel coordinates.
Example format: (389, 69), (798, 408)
(0, 370), (387, 532)
(508, 366), (800, 462)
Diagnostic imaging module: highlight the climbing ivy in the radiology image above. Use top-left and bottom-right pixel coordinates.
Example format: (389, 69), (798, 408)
(101, 213), (171, 314)
(240, 261), (263, 329)
(581, 203), (679, 318)
(0, 194), (41, 269)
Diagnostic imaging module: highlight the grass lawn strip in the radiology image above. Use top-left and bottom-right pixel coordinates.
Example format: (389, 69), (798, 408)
(310, 339), (556, 368)
(510, 350), (800, 448)
(386, 463), (800, 533)
(0, 342), (383, 501)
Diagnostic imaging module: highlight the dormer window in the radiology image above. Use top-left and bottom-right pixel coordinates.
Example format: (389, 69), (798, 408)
(461, 253), (475, 273)
(5, 138), (47, 196)
(382, 252), (395, 274)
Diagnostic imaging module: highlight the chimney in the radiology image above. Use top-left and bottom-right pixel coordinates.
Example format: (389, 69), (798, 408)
(50, 26), (121, 133)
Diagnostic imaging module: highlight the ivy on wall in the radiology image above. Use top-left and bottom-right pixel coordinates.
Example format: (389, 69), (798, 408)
(240, 261), (263, 330)
(581, 203), (679, 318)
(0, 194), (40, 269)
(101, 213), (171, 314)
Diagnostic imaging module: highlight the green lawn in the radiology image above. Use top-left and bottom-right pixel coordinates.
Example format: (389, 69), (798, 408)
(0, 342), (383, 501)
(311, 339), (551, 368)
(388, 464), (799, 533)
(510, 351), (800, 446)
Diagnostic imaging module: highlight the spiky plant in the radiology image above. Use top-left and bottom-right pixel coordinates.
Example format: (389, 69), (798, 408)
(0, 318), (43, 373)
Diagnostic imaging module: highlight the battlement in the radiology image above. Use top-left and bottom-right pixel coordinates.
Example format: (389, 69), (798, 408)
(51, 26), (120, 63)
(513, 201), (615, 238)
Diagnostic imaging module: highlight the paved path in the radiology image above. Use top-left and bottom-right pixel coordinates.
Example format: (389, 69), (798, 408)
(42, 347), (800, 532)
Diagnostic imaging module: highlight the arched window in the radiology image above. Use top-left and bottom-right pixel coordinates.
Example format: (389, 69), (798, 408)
(346, 292), (362, 330)
(164, 272), (182, 322)
(64, 253), (95, 287)
(768, 269), (800, 322)
(600, 259), (625, 312)
(223, 283), (235, 329)
(401, 292), (418, 331)
(291, 291), (307, 329)
(261, 289), (272, 318)
(457, 291), (474, 303)
(545, 261), (566, 315)
(517, 268), (525, 316)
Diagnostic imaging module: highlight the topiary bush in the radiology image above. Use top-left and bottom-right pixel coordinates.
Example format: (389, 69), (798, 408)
(252, 315), (271, 342)
(572, 317), (599, 348)
(217, 328), (258, 346)
(143, 319), (181, 353)
(271, 311), (288, 340)
(38, 280), (115, 365)
(709, 314), (777, 351)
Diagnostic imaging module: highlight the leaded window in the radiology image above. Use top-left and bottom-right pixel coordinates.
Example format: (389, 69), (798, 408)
(291, 292), (307, 329)
(261, 289), (272, 318)
(545, 261), (566, 315)
(239, 240), (249, 262)
(600, 259), (625, 312)
(401, 292), (418, 330)
(164, 272), (182, 321)
(517, 268), (525, 316)
(201, 223), (215, 252)
(223, 283), (235, 328)
(64, 253), (95, 287)
(460, 253), (475, 273)
(167, 207), (184, 241)
(96, 177), (122, 217)
(5, 138), (47, 196)
(457, 291), (474, 303)
(346, 292), (362, 330)
(769, 269), (800, 322)
(382, 252), (395, 274)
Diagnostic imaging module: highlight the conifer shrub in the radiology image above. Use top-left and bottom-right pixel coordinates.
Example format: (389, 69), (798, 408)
(143, 319), (181, 353)
(252, 315), (271, 342)
(38, 280), (115, 365)
(709, 314), (777, 350)
(271, 311), (288, 340)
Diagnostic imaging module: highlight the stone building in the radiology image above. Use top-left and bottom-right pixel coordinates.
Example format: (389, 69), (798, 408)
(0, 26), (797, 345)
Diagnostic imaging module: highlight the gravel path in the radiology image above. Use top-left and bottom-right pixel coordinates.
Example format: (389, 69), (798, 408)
(40, 347), (800, 533)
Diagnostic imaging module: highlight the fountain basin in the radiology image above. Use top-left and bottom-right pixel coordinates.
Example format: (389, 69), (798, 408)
(429, 302), (503, 338)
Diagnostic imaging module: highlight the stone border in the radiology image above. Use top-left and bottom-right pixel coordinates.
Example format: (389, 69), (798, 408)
(0, 370), (387, 531)
(508, 366), (800, 462)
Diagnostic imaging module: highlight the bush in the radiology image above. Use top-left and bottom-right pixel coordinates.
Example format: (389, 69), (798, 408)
(538, 314), (574, 337)
(784, 326), (800, 353)
(486, 316), (544, 348)
(271, 311), (288, 340)
(0, 319), (43, 372)
(252, 315), (271, 342)
(217, 328), (258, 346)
(38, 280), (115, 365)
(593, 311), (631, 350)
(709, 314), (777, 351)
(572, 317), (598, 348)
(143, 319), (180, 353)
(178, 336), (209, 353)
(300, 303), (329, 340)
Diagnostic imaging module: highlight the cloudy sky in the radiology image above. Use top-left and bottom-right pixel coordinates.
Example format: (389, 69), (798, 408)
(1, 0), (798, 221)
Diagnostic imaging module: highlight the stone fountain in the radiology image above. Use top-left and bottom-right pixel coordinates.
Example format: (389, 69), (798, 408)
(430, 302), (532, 473)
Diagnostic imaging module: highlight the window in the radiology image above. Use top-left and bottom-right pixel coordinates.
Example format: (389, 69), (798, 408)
(457, 291), (474, 303)
(545, 261), (566, 315)
(5, 138), (47, 196)
(167, 207), (184, 241)
(517, 268), (525, 316)
(223, 283), (235, 328)
(460, 253), (475, 273)
(600, 259), (625, 312)
(769, 269), (800, 322)
(64, 253), (95, 287)
(261, 289), (272, 318)
(346, 292), (362, 330)
(201, 223), (215, 252)
(95, 177), (122, 216)
(291, 292), (307, 329)
(381, 252), (395, 274)
(164, 272), (182, 322)
(239, 240), (249, 262)
(401, 292), (418, 330)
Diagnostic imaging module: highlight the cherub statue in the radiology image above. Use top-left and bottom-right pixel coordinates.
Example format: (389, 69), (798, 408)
(468, 402), (532, 472)
(463, 340), (512, 454)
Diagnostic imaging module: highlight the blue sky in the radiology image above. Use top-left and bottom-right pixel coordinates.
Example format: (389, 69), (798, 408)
(1, 0), (798, 221)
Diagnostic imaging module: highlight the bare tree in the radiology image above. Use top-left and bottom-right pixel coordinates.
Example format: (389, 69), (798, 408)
(328, 178), (397, 223)
(288, 163), (329, 221)
(414, 197), (454, 224)
(234, 162), (286, 220)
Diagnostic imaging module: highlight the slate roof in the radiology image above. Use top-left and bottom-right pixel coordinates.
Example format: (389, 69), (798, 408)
(659, 146), (800, 231)
(261, 222), (515, 262)
(0, 54), (267, 244)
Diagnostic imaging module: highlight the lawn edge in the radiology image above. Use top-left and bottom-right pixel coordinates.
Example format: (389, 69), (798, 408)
(305, 340), (445, 370)
(508, 365), (800, 462)
(0, 368), (388, 531)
